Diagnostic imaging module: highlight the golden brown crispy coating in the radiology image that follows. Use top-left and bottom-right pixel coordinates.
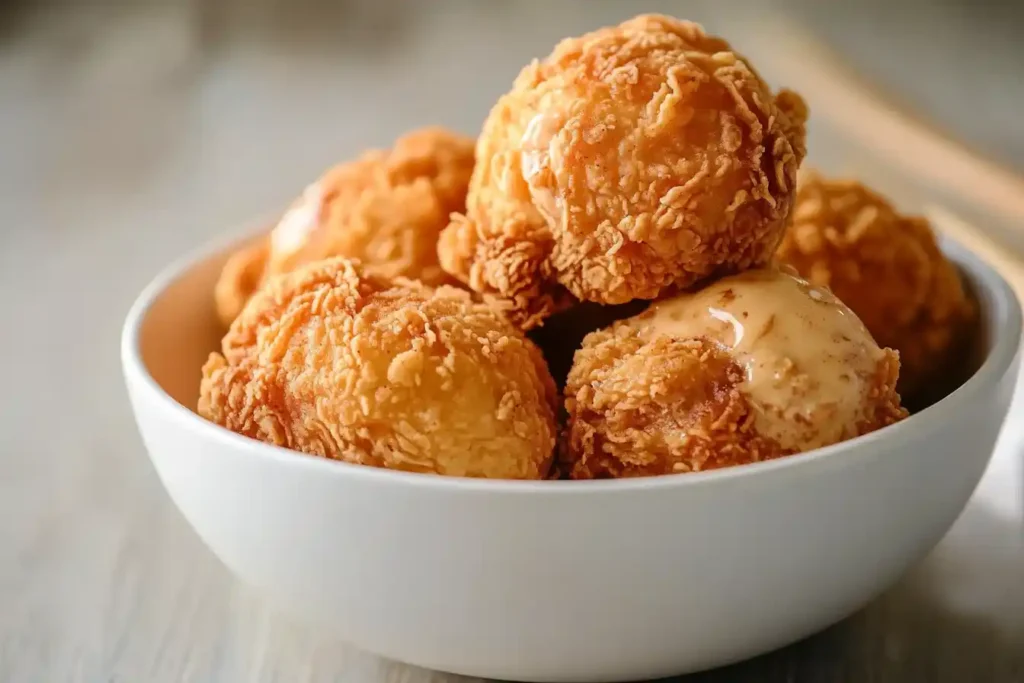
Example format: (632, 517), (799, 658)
(565, 336), (790, 478)
(776, 172), (976, 398)
(439, 14), (808, 329)
(213, 126), (476, 328)
(214, 239), (271, 330)
(200, 257), (558, 479)
(562, 268), (907, 479)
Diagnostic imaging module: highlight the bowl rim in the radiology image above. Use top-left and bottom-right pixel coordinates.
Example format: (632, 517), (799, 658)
(121, 221), (1023, 494)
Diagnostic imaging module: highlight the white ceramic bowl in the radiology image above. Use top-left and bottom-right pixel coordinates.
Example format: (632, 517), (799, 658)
(122, 230), (1021, 683)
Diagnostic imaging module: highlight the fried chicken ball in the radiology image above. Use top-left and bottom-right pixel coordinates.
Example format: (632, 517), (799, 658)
(438, 14), (809, 330)
(563, 267), (908, 479)
(200, 257), (558, 479)
(776, 172), (976, 399)
(213, 238), (270, 333)
(213, 126), (476, 327)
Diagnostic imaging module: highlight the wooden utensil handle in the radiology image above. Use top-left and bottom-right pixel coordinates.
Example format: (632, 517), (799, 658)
(926, 205), (1024, 296)
(755, 16), (1024, 296)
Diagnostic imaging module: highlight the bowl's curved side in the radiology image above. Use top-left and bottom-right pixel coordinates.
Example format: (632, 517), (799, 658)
(125, 359), (1016, 682)
(121, 230), (1023, 682)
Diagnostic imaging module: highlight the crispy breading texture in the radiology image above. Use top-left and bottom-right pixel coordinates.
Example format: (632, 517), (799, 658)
(564, 335), (790, 478)
(438, 14), (808, 329)
(776, 171), (976, 398)
(562, 273), (907, 479)
(200, 257), (558, 479)
(213, 126), (476, 327)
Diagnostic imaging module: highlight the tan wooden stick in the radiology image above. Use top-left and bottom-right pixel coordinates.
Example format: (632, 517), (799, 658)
(925, 204), (1024, 296)
(761, 17), (1024, 233)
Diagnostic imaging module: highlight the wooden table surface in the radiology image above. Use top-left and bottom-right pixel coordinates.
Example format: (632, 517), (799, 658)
(1, 2), (1022, 681)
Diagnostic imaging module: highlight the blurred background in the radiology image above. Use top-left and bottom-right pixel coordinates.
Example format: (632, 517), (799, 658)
(5, 0), (1024, 239)
(6, 0), (1024, 370)
(2, 3), (1024, 680)
(5, 0), (1024, 246)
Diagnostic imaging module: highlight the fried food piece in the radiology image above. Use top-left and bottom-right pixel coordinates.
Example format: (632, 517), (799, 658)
(439, 14), (808, 330)
(776, 172), (975, 398)
(200, 257), (558, 479)
(213, 126), (476, 327)
(563, 267), (907, 479)
(213, 238), (270, 331)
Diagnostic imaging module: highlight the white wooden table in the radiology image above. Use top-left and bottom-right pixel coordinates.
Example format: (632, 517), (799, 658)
(2, 2), (1022, 680)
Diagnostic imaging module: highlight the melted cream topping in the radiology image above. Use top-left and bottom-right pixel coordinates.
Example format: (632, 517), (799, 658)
(637, 268), (885, 451)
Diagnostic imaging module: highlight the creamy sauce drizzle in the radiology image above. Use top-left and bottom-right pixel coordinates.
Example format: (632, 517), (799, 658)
(636, 268), (883, 451)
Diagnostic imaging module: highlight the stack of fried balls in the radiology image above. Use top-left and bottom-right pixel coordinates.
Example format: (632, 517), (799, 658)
(198, 14), (976, 480)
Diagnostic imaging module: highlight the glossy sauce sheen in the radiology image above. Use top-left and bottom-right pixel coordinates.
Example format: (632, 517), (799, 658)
(271, 182), (324, 261)
(639, 268), (885, 451)
(520, 110), (564, 225)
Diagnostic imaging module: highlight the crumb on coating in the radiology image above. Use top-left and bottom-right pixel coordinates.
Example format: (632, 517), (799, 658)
(266, 126), (475, 285)
(200, 257), (558, 479)
(212, 126), (476, 328)
(438, 13), (808, 330)
(562, 294), (907, 479)
(565, 334), (788, 478)
(776, 171), (976, 397)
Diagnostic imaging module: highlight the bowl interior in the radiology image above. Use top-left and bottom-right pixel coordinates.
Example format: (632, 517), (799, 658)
(138, 233), (263, 411)
(136, 233), (1004, 432)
